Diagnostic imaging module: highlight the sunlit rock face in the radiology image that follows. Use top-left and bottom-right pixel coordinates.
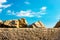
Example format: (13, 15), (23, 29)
(4, 20), (19, 28)
(4, 20), (12, 26)
(54, 20), (60, 28)
(30, 21), (45, 28)
(19, 18), (28, 28)
(0, 18), (46, 28)
(4, 18), (28, 28)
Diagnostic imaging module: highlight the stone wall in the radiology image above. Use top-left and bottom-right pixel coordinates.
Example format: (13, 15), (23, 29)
(0, 28), (60, 40)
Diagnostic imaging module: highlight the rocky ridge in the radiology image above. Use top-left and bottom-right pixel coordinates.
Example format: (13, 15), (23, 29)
(0, 18), (60, 28)
(0, 18), (45, 28)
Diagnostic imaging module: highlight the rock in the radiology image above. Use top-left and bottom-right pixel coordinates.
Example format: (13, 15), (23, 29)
(30, 21), (45, 28)
(4, 20), (13, 26)
(4, 20), (19, 28)
(4, 18), (28, 28)
(0, 18), (45, 28)
(19, 18), (28, 28)
(54, 20), (60, 28)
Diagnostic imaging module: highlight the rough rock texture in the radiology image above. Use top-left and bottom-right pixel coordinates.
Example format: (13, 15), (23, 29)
(0, 28), (60, 40)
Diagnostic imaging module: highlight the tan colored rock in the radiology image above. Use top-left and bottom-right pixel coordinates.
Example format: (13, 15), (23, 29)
(4, 18), (28, 28)
(4, 20), (12, 26)
(31, 21), (45, 28)
(19, 18), (28, 28)
(4, 20), (19, 28)
(20, 18), (27, 24)
(32, 25), (36, 28)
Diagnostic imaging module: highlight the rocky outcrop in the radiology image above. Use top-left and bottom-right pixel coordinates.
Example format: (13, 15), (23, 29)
(29, 21), (45, 28)
(54, 20), (60, 28)
(0, 18), (46, 28)
(4, 20), (13, 26)
(0, 18), (28, 28)
(4, 20), (20, 28)
(19, 18), (28, 28)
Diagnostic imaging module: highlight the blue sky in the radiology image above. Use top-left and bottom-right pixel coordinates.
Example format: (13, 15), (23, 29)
(0, 0), (60, 28)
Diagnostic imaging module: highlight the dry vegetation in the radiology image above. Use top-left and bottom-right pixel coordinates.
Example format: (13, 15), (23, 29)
(0, 28), (60, 40)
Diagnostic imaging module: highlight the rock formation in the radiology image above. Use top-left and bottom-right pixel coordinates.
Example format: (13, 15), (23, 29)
(0, 18), (46, 28)
(54, 20), (60, 28)
(0, 18), (28, 28)
(19, 18), (28, 28)
(29, 21), (45, 28)
(4, 20), (20, 28)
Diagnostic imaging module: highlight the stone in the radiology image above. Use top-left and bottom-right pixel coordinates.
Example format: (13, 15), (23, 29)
(4, 20), (12, 26)
(30, 21), (45, 28)
(4, 18), (28, 28)
(19, 18), (28, 28)
(0, 18), (45, 28)
(54, 20), (60, 28)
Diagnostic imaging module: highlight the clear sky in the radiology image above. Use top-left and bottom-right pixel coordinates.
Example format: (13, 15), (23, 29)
(0, 0), (60, 28)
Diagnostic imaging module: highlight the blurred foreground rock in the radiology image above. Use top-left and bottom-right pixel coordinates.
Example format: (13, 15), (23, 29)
(0, 28), (60, 40)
